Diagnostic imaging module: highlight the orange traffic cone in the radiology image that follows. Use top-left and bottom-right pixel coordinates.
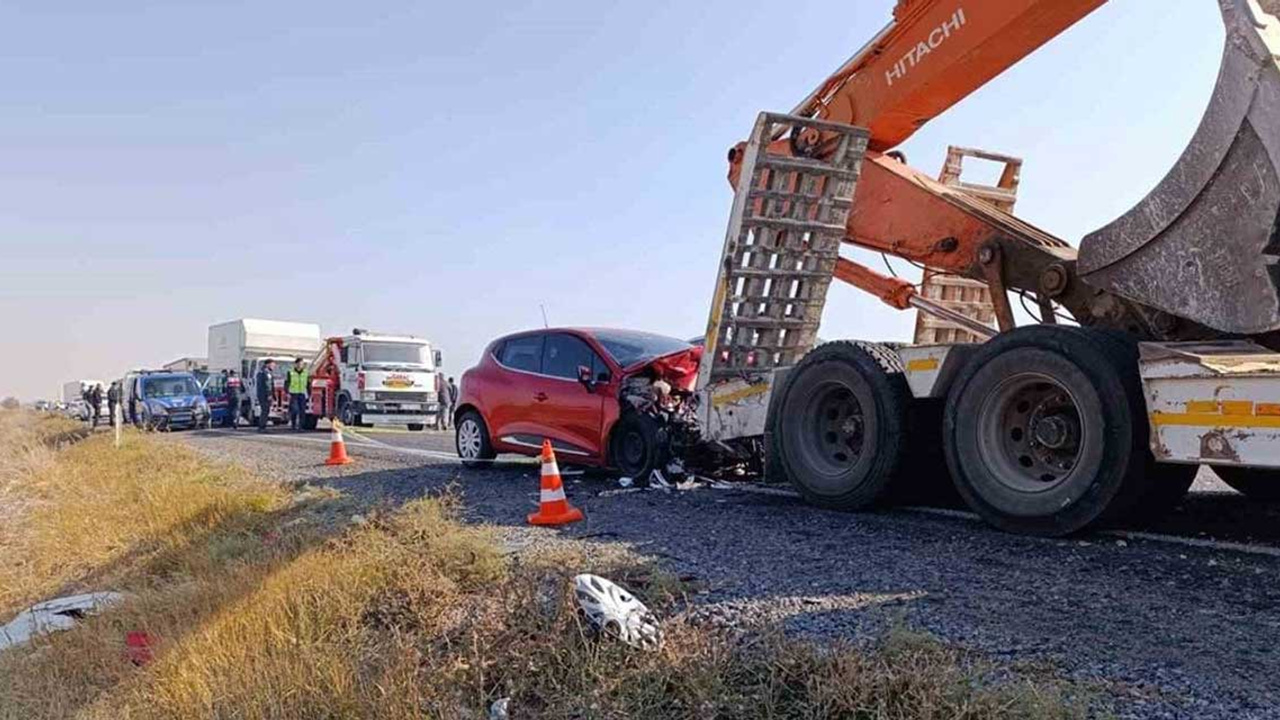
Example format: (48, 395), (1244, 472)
(325, 420), (353, 466)
(528, 440), (584, 526)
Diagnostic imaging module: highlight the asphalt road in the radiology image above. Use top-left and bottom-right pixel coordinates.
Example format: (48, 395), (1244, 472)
(179, 425), (1280, 719)
(220, 421), (1280, 551)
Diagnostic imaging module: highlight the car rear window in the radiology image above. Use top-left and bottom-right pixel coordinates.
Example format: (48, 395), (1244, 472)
(498, 335), (543, 373)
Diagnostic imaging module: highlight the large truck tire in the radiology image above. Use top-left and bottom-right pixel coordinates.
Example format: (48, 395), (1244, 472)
(1084, 329), (1198, 523)
(768, 341), (911, 511)
(1213, 466), (1280, 501)
(408, 423), (425, 432)
(943, 326), (1149, 536)
(885, 398), (962, 508)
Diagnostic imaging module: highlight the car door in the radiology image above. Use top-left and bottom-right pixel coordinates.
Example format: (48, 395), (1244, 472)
(485, 333), (546, 444)
(535, 333), (608, 459)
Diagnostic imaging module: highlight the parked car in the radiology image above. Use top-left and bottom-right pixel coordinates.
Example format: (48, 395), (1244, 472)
(129, 371), (211, 431)
(454, 328), (702, 478)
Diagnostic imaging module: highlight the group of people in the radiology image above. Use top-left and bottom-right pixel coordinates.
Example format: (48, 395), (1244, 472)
(226, 359), (457, 433)
(220, 357), (309, 433)
(435, 374), (458, 431)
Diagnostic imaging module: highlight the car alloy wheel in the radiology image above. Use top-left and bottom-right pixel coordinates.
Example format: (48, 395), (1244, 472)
(457, 418), (483, 460)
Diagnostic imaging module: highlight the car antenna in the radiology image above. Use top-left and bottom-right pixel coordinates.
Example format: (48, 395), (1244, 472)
(540, 304), (549, 329)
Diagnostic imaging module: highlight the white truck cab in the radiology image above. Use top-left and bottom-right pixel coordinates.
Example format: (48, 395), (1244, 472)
(313, 329), (442, 431)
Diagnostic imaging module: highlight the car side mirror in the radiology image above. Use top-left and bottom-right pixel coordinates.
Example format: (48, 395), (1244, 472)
(577, 365), (595, 392)
(434, 350), (443, 367)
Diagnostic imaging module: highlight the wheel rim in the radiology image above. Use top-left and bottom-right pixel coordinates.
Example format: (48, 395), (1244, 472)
(798, 381), (866, 477)
(618, 430), (647, 473)
(976, 373), (1085, 494)
(457, 418), (482, 459)
(340, 402), (353, 426)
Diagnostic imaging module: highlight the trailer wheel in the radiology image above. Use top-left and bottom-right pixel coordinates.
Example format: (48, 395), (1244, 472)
(1082, 329), (1198, 523)
(768, 341), (910, 510)
(1213, 466), (1280, 501)
(944, 326), (1147, 536)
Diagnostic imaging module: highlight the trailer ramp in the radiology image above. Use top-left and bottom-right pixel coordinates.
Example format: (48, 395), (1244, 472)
(698, 113), (869, 441)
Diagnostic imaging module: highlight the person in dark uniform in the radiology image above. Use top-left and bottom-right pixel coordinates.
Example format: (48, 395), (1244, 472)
(89, 384), (103, 428)
(225, 370), (244, 429)
(107, 381), (120, 427)
(255, 360), (276, 433)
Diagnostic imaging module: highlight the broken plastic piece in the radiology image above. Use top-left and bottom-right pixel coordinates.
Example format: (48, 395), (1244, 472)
(573, 574), (662, 650)
(0, 592), (125, 650)
(488, 698), (510, 720)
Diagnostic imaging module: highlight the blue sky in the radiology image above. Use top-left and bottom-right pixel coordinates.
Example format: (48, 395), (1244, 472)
(0, 1), (1223, 400)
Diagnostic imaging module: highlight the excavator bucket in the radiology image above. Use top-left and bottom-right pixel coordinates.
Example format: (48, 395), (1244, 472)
(1078, 0), (1280, 334)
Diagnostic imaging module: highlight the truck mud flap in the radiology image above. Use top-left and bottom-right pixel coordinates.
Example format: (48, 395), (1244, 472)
(1078, 0), (1280, 334)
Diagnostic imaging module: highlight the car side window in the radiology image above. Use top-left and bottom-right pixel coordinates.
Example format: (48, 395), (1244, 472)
(543, 333), (602, 380)
(498, 335), (544, 374)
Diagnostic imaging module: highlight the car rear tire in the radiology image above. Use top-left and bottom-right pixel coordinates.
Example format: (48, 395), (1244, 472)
(456, 410), (496, 467)
(944, 326), (1148, 536)
(768, 341), (911, 510)
(610, 412), (669, 482)
(1214, 466), (1280, 501)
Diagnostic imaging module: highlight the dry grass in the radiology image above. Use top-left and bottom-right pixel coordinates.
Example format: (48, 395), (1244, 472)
(0, 412), (1104, 719)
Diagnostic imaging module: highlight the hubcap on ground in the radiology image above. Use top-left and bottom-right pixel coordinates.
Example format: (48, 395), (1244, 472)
(977, 373), (1084, 493)
(457, 419), (482, 459)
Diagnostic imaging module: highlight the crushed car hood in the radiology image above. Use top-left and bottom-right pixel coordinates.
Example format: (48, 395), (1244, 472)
(626, 346), (703, 392)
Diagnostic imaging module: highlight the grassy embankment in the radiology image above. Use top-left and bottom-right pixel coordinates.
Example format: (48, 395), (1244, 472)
(0, 410), (1100, 719)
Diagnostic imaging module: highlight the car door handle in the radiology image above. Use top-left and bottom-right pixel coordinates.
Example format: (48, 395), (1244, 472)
(534, 392), (548, 402)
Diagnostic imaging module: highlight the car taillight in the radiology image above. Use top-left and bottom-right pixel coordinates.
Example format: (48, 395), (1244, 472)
(357, 371), (366, 391)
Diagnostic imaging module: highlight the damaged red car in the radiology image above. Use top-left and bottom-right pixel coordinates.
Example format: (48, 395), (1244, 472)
(453, 328), (702, 478)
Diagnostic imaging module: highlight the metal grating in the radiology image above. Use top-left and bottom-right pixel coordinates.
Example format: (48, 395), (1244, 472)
(699, 113), (869, 387)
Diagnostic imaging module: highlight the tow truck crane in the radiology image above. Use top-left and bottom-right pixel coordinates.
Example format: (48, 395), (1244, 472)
(695, 0), (1280, 535)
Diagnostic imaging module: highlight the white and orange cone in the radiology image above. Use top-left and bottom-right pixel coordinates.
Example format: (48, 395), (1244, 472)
(325, 419), (353, 466)
(528, 440), (584, 526)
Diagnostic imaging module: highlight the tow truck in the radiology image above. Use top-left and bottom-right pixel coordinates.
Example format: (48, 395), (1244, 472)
(689, 0), (1280, 536)
(305, 329), (442, 431)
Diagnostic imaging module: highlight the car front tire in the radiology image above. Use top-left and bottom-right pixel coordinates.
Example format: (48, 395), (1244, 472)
(456, 410), (496, 467)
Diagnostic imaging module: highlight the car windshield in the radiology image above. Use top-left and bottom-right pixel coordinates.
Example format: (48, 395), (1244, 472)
(362, 342), (429, 367)
(592, 330), (692, 367)
(143, 376), (200, 398)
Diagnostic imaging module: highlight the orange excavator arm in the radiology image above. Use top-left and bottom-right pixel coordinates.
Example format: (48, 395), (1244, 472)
(795, 0), (1105, 152)
(731, 0), (1280, 339)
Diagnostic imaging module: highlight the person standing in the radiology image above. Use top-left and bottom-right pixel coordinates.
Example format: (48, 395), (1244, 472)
(107, 381), (120, 427)
(256, 360), (276, 433)
(89, 384), (103, 429)
(287, 357), (309, 431)
(225, 370), (243, 429)
(447, 376), (459, 426)
(435, 374), (453, 431)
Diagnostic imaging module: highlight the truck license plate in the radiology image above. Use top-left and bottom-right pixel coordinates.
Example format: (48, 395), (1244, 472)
(401, 403), (422, 411)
